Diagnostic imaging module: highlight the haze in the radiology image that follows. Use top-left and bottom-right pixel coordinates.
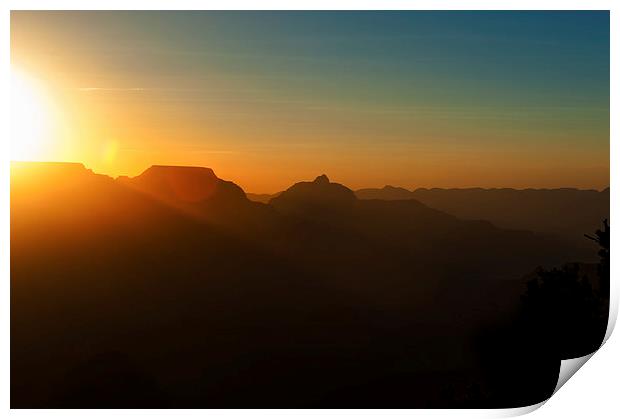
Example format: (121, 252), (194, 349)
(10, 11), (610, 192)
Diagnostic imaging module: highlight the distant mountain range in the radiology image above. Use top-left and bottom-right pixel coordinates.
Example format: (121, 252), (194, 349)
(356, 185), (416, 200)
(11, 162), (606, 408)
(246, 192), (280, 203)
(355, 185), (609, 239)
(249, 183), (609, 240)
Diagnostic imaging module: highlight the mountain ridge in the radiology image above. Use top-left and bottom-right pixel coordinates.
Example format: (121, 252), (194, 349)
(11, 160), (606, 408)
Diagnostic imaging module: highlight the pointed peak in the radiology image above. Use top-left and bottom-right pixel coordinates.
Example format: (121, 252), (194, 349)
(314, 174), (330, 184)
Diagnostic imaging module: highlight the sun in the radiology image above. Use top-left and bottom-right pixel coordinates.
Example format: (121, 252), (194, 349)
(10, 68), (53, 161)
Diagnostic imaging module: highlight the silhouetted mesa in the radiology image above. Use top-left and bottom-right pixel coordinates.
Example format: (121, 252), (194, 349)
(120, 165), (247, 205)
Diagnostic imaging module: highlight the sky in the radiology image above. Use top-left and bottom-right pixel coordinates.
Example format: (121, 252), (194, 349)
(10, 11), (610, 192)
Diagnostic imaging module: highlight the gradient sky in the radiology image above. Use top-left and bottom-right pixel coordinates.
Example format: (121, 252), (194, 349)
(10, 11), (609, 192)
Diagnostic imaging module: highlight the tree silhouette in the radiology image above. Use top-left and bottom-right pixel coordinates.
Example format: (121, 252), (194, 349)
(585, 218), (610, 300)
(521, 220), (609, 359)
(474, 221), (610, 407)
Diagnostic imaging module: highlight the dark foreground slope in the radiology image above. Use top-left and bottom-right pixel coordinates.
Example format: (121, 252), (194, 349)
(11, 164), (605, 408)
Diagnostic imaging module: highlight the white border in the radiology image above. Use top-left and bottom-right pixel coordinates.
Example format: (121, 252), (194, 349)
(1, 2), (617, 418)
(0, 0), (617, 11)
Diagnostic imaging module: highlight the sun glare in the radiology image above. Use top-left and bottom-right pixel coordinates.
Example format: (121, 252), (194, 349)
(11, 68), (53, 161)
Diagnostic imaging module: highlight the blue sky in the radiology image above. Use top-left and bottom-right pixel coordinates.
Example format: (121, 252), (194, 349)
(11, 11), (610, 191)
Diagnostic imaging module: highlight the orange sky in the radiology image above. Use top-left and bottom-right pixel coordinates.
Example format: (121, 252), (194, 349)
(10, 11), (610, 193)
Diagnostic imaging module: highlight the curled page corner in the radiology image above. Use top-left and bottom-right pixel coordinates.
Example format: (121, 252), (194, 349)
(551, 296), (616, 398)
(603, 297), (618, 343)
(498, 351), (599, 417)
(496, 400), (547, 418)
(553, 352), (595, 395)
